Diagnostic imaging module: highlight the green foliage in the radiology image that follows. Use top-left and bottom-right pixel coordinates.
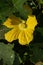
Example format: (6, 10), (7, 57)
(0, 0), (43, 65)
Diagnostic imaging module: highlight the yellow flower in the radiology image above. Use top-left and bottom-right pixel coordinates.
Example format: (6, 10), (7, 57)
(3, 15), (38, 45)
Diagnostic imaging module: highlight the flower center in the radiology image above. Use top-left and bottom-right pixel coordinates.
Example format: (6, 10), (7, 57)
(19, 22), (27, 30)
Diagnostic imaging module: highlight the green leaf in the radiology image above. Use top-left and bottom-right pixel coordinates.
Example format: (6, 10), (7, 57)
(0, 42), (23, 65)
(0, 43), (14, 65)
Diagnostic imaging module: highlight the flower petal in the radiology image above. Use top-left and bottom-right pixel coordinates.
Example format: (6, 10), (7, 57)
(3, 15), (21, 28)
(25, 29), (33, 43)
(5, 27), (20, 42)
(26, 16), (38, 30)
(18, 30), (33, 45)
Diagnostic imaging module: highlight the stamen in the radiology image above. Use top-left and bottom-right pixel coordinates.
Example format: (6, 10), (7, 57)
(19, 22), (27, 30)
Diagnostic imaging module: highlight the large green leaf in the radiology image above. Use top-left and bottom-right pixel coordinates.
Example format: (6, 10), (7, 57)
(0, 43), (14, 65)
(0, 42), (23, 65)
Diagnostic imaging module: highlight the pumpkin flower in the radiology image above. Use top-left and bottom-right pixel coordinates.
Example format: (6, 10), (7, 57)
(3, 15), (38, 45)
